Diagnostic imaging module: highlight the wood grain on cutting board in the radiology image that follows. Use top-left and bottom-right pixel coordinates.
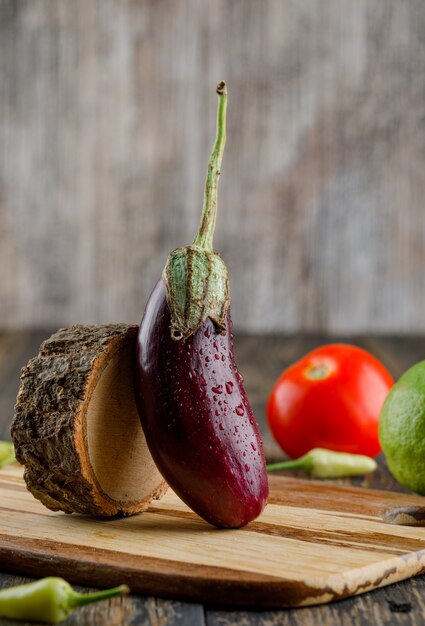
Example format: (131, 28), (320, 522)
(1, 464), (425, 608)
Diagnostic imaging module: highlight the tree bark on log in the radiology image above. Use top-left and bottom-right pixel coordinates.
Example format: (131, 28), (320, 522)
(11, 324), (167, 517)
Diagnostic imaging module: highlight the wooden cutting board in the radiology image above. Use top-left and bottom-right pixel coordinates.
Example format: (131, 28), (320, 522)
(1, 464), (425, 608)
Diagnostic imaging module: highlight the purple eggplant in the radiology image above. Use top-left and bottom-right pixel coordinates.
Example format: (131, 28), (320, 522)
(134, 82), (268, 528)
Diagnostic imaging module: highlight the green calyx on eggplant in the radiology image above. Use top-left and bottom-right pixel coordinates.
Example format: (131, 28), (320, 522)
(163, 245), (229, 340)
(134, 82), (269, 528)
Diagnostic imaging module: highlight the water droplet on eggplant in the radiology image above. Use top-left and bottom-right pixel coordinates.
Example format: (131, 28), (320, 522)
(225, 381), (234, 394)
(235, 403), (245, 416)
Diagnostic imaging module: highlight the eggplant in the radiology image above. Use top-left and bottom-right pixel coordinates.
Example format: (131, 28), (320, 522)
(134, 82), (268, 528)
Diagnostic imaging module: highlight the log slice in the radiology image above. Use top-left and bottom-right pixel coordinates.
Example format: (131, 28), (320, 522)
(11, 324), (167, 517)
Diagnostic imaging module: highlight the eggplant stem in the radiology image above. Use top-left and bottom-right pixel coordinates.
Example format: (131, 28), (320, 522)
(192, 81), (227, 252)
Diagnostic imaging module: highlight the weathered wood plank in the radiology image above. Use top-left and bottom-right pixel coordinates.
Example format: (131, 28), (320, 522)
(1, 1), (425, 333)
(2, 571), (425, 626)
(360, 337), (425, 381)
(0, 573), (206, 626)
(206, 576), (425, 625)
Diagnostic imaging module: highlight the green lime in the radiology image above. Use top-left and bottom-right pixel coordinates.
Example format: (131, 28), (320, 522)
(379, 360), (425, 494)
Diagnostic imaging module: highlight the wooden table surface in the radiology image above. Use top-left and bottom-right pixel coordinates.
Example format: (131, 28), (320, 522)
(0, 330), (424, 625)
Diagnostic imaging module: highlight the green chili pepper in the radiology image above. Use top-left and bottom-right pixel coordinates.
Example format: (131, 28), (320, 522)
(0, 440), (15, 467)
(0, 577), (129, 624)
(267, 447), (377, 478)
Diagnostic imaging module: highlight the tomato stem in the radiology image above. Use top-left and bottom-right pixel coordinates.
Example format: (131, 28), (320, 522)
(303, 363), (332, 380)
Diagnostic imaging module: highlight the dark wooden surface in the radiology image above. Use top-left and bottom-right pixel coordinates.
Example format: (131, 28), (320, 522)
(1, 330), (425, 624)
(1, 1), (425, 335)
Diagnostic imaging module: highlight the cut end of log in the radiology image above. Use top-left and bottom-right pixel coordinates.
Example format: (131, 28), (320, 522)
(11, 324), (167, 517)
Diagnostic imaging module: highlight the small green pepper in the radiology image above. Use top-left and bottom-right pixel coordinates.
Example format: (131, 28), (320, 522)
(0, 577), (129, 624)
(0, 440), (15, 467)
(267, 447), (377, 478)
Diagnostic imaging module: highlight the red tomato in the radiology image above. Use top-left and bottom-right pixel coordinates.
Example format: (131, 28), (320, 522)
(267, 344), (394, 459)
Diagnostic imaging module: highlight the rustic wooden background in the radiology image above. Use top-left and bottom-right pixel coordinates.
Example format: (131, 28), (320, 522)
(1, 0), (424, 333)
